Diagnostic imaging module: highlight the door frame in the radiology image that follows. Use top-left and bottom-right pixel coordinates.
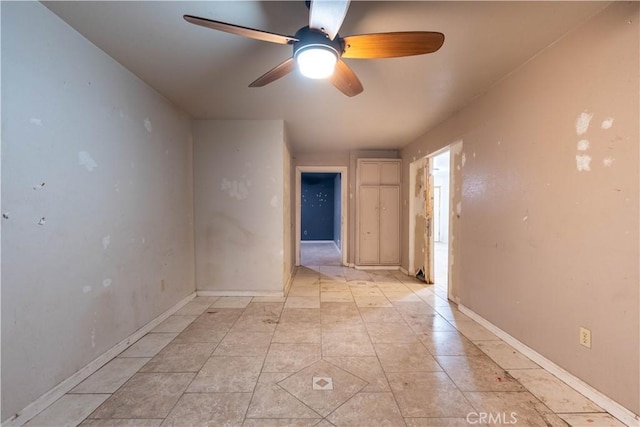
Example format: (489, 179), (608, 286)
(295, 166), (348, 266)
(409, 147), (451, 284)
(408, 157), (429, 276)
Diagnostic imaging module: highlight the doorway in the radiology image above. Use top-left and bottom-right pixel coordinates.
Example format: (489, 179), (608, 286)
(295, 167), (348, 267)
(432, 150), (451, 298)
(408, 148), (452, 297)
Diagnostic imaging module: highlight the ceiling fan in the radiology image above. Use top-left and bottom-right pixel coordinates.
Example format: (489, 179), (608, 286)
(184, 0), (444, 97)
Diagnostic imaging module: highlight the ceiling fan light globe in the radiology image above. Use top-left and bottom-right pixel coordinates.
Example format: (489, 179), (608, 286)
(296, 47), (338, 79)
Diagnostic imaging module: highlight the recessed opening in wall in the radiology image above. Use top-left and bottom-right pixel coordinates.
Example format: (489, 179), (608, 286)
(295, 166), (348, 268)
(409, 148), (452, 298)
(432, 150), (451, 299)
(300, 172), (342, 266)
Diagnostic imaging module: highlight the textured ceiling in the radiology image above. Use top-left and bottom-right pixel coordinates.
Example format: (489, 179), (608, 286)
(45, 1), (608, 153)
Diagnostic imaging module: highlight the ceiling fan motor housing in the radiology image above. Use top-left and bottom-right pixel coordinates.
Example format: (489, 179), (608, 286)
(292, 26), (344, 60)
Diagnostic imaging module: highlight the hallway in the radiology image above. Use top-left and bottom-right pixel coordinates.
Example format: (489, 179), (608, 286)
(23, 266), (624, 426)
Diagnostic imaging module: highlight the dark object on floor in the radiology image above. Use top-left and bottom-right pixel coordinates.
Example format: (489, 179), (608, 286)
(416, 268), (426, 282)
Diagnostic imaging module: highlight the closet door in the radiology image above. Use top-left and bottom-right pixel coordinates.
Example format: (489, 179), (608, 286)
(356, 158), (401, 266)
(379, 186), (400, 264)
(358, 186), (380, 265)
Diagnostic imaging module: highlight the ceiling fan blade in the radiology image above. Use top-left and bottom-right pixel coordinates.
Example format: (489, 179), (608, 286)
(184, 15), (298, 45)
(309, 0), (350, 40)
(328, 60), (363, 97)
(342, 32), (444, 59)
(249, 58), (296, 87)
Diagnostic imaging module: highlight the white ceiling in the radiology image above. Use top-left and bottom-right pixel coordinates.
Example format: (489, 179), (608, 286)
(44, 1), (608, 153)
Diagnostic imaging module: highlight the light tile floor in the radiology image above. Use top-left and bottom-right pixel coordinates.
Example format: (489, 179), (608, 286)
(24, 267), (628, 427)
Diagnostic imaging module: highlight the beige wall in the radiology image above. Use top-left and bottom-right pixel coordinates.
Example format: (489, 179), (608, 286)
(193, 120), (286, 294)
(401, 2), (639, 415)
(1, 2), (195, 420)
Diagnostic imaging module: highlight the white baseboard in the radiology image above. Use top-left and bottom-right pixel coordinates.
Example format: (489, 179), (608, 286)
(197, 290), (284, 297)
(354, 265), (401, 271)
(283, 266), (297, 296)
(458, 305), (640, 427)
(3, 292), (197, 427)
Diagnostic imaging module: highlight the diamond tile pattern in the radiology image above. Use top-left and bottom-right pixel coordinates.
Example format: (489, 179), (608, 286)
(30, 266), (618, 426)
(313, 377), (332, 390)
(279, 360), (366, 416)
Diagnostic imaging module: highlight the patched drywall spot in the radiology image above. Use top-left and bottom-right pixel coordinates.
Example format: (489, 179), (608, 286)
(102, 278), (112, 288)
(461, 153), (466, 167)
(37, 217), (46, 226)
(30, 118), (43, 126)
(522, 214), (529, 222)
(577, 139), (590, 151)
(83, 285), (92, 294)
(576, 154), (592, 172)
(472, 152), (476, 158)
(601, 118), (614, 129)
(144, 118), (152, 132)
(575, 111), (593, 135)
(78, 151), (98, 172)
(603, 157), (615, 167)
(455, 202), (462, 216)
(270, 195), (279, 208)
(497, 140), (501, 145)
(91, 328), (96, 348)
(102, 236), (111, 250)
(221, 178), (249, 200)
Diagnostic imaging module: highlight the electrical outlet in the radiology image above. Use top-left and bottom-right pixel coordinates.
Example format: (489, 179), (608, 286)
(579, 327), (591, 348)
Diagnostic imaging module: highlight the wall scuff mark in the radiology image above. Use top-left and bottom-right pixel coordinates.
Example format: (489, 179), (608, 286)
(221, 178), (249, 200)
(29, 118), (43, 126)
(576, 154), (592, 172)
(575, 111), (593, 135)
(37, 217), (46, 226)
(78, 151), (98, 172)
(601, 118), (614, 129)
(144, 118), (152, 133)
